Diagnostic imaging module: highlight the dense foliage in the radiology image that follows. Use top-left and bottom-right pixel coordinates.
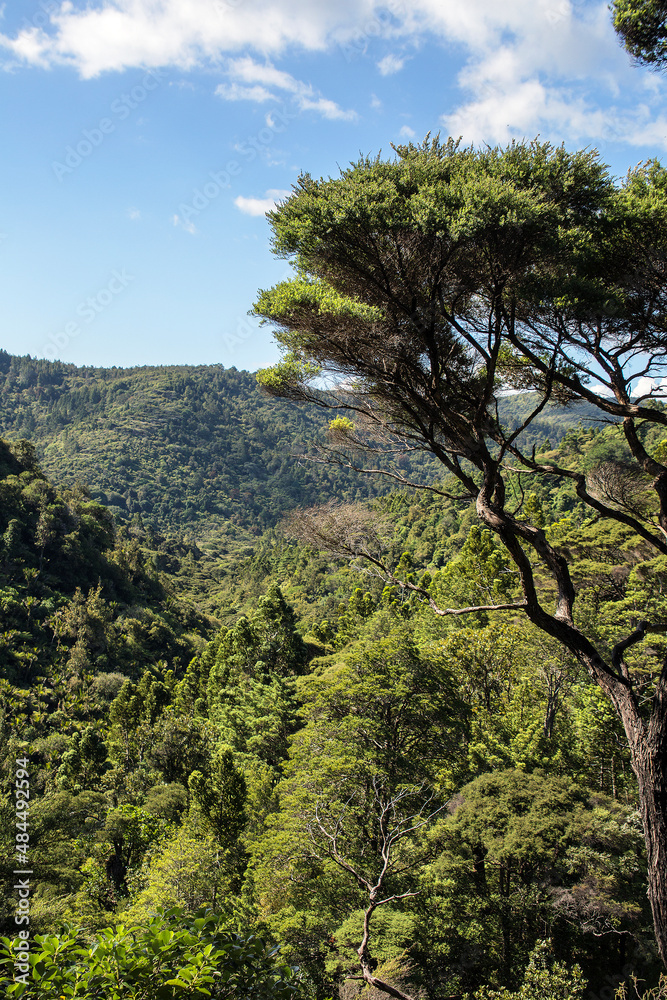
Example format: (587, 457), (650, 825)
(0, 368), (666, 997)
(0, 908), (303, 998)
(0, 354), (434, 538)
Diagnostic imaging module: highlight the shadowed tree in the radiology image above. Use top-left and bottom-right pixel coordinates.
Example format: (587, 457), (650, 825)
(612, 0), (667, 68)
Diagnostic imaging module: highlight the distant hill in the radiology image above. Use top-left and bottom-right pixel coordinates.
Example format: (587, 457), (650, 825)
(0, 351), (612, 541)
(0, 353), (405, 539)
(497, 391), (610, 449)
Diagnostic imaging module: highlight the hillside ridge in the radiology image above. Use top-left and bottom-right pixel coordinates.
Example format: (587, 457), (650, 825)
(0, 351), (608, 541)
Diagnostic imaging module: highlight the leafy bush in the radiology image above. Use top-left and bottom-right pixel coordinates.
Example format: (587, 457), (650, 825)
(0, 907), (305, 999)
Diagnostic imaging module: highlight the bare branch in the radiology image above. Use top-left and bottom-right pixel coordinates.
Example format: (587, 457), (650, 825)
(282, 501), (528, 617)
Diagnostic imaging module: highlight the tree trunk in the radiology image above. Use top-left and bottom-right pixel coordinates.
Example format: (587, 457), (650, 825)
(607, 656), (667, 967)
(482, 494), (667, 968)
(357, 899), (417, 1000)
(630, 735), (667, 965)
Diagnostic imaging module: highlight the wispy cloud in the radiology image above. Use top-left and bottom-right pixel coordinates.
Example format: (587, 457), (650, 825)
(234, 188), (291, 216)
(172, 212), (197, 235)
(377, 53), (404, 75)
(217, 56), (357, 120)
(215, 82), (275, 103)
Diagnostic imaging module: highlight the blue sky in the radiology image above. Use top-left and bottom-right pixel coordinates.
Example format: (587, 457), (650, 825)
(1, 0), (667, 372)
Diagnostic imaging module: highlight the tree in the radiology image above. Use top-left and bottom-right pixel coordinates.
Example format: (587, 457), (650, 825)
(253, 139), (667, 963)
(612, 0), (667, 68)
(95, 804), (169, 906)
(309, 781), (440, 1000)
(188, 748), (247, 852)
(126, 822), (242, 921)
(206, 586), (310, 775)
(420, 771), (649, 991)
(253, 626), (468, 998)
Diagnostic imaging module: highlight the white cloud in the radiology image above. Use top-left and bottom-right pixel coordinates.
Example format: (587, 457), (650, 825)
(443, 68), (667, 150)
(370, 93), (382, 110)
(172, 212), (197, 235)
(623, 113), (667, 147)
(228, 56), (301, 92)
(399, 124), (415, 137)
(215, 82), (275, 103)
(234, 188), (291, 216)
(634, 376), (667, 399)
(431, 0), (667, 150)
(217, 56), (357, 120)
(298, 94), (356, 120)
(4, 26), (52, 67)
(127, 207), (141, 220)
(0, 0), (666, 152)
(589, 382), (615, 397)
(0, 0), (382, 77)
(377, 53), (404, 75)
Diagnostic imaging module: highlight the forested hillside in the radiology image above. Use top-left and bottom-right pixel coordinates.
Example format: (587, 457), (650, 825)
(1, 371), (666, 997)
(0, 353), (427, 538)
(0, 352), (605, 540)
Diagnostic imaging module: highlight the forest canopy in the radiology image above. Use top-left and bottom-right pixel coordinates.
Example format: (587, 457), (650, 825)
(2, 388), (666, 997)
